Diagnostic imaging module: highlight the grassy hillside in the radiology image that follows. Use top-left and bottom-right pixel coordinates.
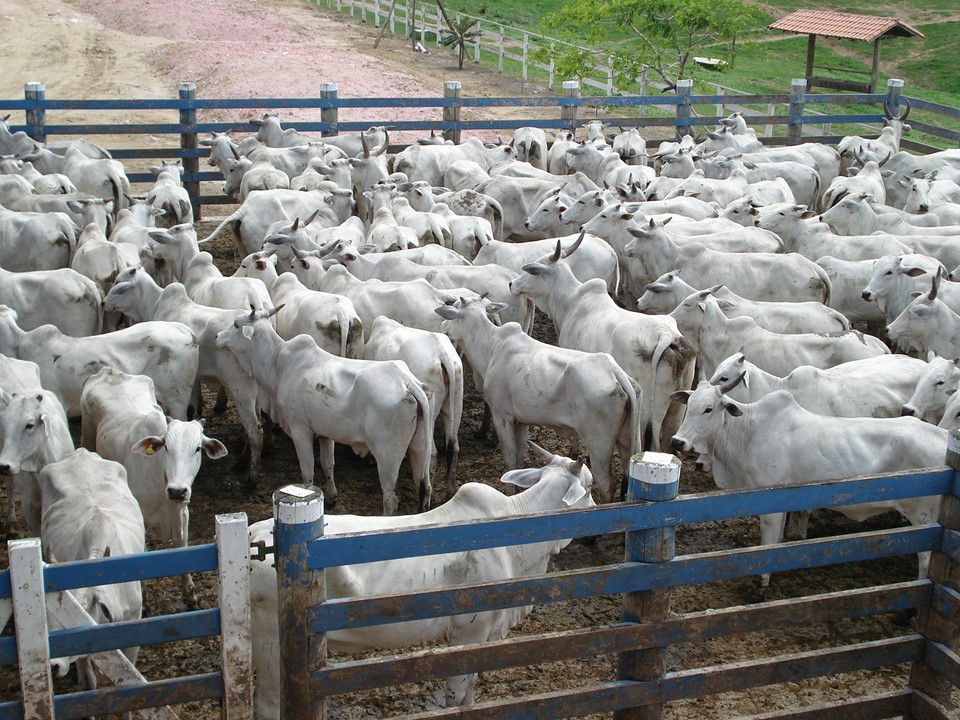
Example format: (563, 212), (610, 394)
(444, 0), (960, 103)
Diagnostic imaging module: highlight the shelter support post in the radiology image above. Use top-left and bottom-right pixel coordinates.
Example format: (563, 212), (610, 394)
(907, 431), (960, 716)
(805, 34), (816, 89)
(24, 81), (47, 145)
(320, 83), (339, 137)
(443, 80), (462, 144)
(788, 78), (806, 145)
(871, 38), (883, 94)
(614, 452), (681, 720)
(178, 82), (201, 221)
(275, 484), (326, 720)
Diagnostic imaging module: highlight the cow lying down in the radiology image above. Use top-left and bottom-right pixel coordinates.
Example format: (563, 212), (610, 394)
(248, 446), (595, 719)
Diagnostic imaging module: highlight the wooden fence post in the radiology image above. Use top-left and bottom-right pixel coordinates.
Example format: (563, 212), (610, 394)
(275, 484), (326, 720)
(522, 33), (529, 84)
(674, 79), (693, 139)
(24, 81), (47, 144)
(9, 538), (55, 720)
(443, 80), (462, 144)
(498, 27), (505, 73)
(561, 80), (580, 134)
(907, 430), (960, 715)
(178, 82), (201, 222)
(320, 83), (339, 137)
(788, 78), (806, 145)
(217, 513), (254, 720)
(615, 452), (681, 720)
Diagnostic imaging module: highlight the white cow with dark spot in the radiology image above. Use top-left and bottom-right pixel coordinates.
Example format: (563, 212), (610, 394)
(215, 308), (434, 514)
(0, 305), (199, 419)
(248, 448), (595, 718)
(902, 354), (960, 424)
(437, 296), (638, 504)
(0, 265), (101, 337)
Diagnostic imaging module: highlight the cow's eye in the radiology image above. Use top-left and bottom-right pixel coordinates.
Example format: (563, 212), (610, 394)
(717, 376), (728, 383)
(196, 446), (202, 453)
(703, 407), (713, 414)
(885, 271), (893, 276)
(936, 380), (945, 386)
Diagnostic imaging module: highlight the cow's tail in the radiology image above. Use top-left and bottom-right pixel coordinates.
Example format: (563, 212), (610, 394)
(200, 205), (246, 244)
(813, 263), (832, 306)
(612, 360), (641, 458)
(439, 349), (464, 494)
(484, 195), (505, 241)
(646, 330), (695, 453)
(406, 376), (435, 512)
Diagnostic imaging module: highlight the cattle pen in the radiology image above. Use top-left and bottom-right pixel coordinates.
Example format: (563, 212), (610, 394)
(2, 77), (959, 219)
(1, 443), (959, 718)
(2, 79), (960, 719)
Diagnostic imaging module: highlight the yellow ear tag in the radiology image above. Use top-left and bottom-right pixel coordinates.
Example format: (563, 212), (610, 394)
(146, 446), (155, 455)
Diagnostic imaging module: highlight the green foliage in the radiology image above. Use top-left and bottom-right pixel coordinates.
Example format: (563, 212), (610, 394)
(538, 0), (764, 87)
(440, 16), (481, 69)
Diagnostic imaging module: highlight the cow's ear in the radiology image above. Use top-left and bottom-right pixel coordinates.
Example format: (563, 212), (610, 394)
(242, 324), (256, 339)
(669, 390), (691, 405)
(910, 303), (932, 318)
(501, 468), (542, 490)
(0, 388), (11, 408)
(132, 437), (165, 456)
(562, 480), (588, 506)
(723, 401), (743, 417)
(202, 437), (229, 460)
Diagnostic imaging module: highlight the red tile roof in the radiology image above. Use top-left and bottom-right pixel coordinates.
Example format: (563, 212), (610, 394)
(768, 9), (924, 42)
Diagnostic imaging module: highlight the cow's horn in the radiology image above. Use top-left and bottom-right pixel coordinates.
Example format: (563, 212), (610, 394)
(265, 303), (285, 319)
(930, 268), (942, 301)
(562, 231), (586, 258)
(527, 441), (554, 463)
(718, 370), (746, 394)
(570, 457), (584, 475)
(548, 240), (562, 263)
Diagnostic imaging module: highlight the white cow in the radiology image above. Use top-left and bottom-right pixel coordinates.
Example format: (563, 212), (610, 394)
(814, 256), (887, 327)
(707, 352), (925, 418)
(39, 448), (144, 690)
(862, 255), (960, 326)
(0, 388), (73, 535)
(215, 308), (434, 514)
(146, 162), (194, 227)
(886, 276), (960, 358)
(0, 305), (199, 419)
(508, 242), (695, 452)
(474, 232), (620, 298)
(363, 316), (464, 493)
(58, 144), (131, 214)
(0, 266), (101, 336)
(670, 297), (888, 379)
(248, 448), (595, 718)
(0, 204), (79, 272)
(103, 270), (265, 488)
(511, 127), (548, 170)
(80, 367), (226, 608)
(0, 357), (44, 532)
(624, 221), (831, 303)
(670, 378), (947, 590)
(902, 354), (960, 424)
(437, 296), (638, 504)
(636, 273), (848, 334)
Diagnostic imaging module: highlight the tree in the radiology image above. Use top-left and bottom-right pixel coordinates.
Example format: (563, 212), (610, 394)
(436, 0), (481, 69)
(538, 0), (763, 91)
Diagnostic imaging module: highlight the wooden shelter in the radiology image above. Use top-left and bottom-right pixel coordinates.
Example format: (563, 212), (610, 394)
(768, 9), (924, 93)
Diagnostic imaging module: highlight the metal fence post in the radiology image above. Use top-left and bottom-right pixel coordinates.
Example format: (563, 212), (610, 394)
(320, 83), (339, 137)
(443, 80), (462, 144)
(178, 82), (201, 222)
(216, 513), (254, 720)
(561, 80), (580, 135)
(907, 430), (960, 713)
(788, 78), (806, 145)
(275, 484), (326, 720)
(24, 81), (47, 144)
(9, 538), (55, 720)
(674, 79), (693, 139)
(886, 77), (905, 117)
(615, 452), (680, 720)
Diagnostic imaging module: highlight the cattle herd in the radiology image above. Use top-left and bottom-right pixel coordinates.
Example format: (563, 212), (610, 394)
(1, 105), (960, 716)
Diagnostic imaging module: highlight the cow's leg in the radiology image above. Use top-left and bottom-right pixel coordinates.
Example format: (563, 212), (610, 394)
(444, 672), (478, 706)
(372, 451), (402, 516)
(441, 409), (460, 497)
(4, 476), (16, 536)
(757, 512), (788, 595)
(231, 382), (262, 491)
(316, 436), (337, 506)
(405, 430), (433, 513)
(77, 656), (97, 691)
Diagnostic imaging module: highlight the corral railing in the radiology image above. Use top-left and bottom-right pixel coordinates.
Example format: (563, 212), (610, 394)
(2, 514), (253, 719)
(272, 442), (960, 720)
(3, 78), (959, 219)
